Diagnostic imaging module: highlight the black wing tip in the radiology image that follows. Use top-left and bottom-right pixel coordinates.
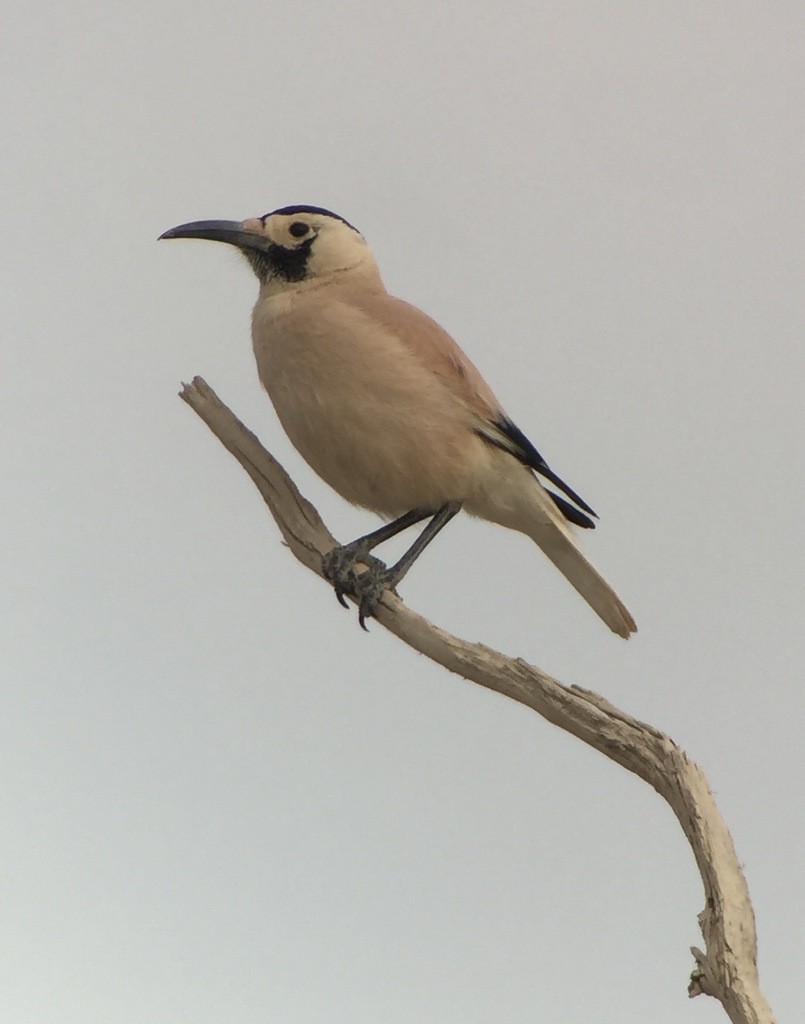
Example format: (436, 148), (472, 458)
(547, 492), (596, 529)
(494, 416), (598, 521)
(538, 466), (598, 519)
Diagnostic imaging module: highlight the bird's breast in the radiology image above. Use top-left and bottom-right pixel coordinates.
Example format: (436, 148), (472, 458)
(251, 293), (485, 515)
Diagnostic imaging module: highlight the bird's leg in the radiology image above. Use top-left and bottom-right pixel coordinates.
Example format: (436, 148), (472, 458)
(322, 507), (438, 610)
(350, 501), (463, 629)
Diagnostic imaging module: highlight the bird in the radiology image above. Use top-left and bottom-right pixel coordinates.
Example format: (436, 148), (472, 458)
(160, 205), (636, 637)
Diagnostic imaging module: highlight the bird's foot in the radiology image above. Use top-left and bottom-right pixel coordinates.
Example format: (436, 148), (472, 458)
(322, 544), (389, 624)
(352, 566), (399, 631)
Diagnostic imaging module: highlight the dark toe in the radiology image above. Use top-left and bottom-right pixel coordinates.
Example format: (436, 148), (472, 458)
(322, 545), (389, 617)
(353, 568), (397, 628)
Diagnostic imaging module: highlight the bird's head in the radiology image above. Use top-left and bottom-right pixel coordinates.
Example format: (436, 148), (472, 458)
(159, 205), (375, 291)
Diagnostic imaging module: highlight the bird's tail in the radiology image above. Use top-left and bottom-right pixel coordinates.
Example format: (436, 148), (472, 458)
(468, 459), (637, 637)
(528, 520), (634, 638)
(525, 513), (637, 638)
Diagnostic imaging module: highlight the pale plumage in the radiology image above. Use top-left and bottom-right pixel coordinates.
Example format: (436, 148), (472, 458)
(161, 205), (636, 637)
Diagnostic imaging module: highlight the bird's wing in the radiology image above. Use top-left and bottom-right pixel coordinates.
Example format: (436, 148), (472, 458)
(350, 291), (597, 528)
(478, 416), (597, 526)
(349, 291), (503, 415)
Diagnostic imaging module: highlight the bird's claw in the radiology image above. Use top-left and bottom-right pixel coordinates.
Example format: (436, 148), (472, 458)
(353, 568), (398, 630)
(322, 546), (392, 627)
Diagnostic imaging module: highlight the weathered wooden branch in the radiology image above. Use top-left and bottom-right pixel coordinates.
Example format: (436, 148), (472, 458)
(179, 375), (775, 1024)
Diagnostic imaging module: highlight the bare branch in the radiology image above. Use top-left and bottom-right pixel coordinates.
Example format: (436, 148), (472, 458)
(179, 376), (776, 1024)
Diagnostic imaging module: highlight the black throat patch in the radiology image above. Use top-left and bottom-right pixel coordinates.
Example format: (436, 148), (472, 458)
(242, 237), (315, 283)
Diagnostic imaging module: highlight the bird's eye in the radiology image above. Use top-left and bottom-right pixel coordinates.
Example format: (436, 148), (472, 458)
(288, 221), (310, 238)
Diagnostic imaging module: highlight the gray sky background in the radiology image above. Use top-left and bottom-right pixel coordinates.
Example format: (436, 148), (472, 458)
(3, 3), (803, 1021)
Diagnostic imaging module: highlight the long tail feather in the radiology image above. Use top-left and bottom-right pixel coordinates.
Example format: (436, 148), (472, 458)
(527, 518), (637, 637)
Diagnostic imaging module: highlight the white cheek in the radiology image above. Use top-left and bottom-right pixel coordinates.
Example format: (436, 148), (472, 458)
(308, 233), (364, 276)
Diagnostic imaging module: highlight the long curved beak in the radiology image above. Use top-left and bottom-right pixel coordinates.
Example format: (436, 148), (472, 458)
(158, 219), (270, 251)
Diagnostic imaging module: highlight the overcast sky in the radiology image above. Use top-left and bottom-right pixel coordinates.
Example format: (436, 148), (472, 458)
(3, 3), (803, 1021)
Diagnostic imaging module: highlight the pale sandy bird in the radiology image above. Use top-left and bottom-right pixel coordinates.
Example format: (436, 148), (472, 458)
(160, 205), (636, 637)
